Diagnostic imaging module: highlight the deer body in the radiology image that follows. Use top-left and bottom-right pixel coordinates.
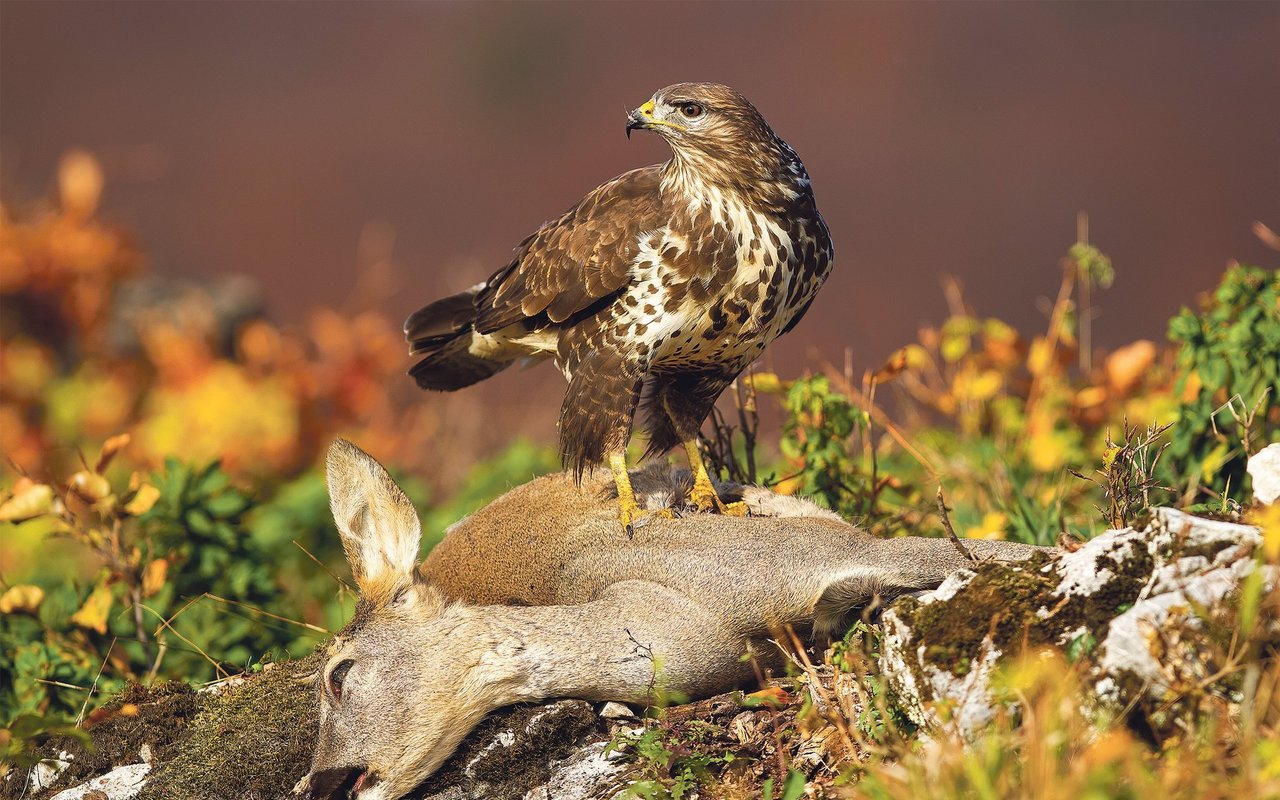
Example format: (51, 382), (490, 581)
(297, 441), (1046, 800)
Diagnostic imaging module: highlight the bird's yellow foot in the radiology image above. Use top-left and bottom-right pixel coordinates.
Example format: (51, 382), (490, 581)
(610, 451), (673, 536)
(617, 494), (674, 536)
(683, 439), (748, 516)
(687, 472), (748, 516)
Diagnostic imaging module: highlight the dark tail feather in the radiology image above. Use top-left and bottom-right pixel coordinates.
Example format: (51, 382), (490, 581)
(405, 285), (483, 352)
(406, 284), (513, 391)
(408, 337), (513, 391)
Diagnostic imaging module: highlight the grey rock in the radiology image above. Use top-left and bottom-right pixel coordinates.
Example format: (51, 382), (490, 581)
(1248, 442), (1280, 505)
(49, 764), (150, 800)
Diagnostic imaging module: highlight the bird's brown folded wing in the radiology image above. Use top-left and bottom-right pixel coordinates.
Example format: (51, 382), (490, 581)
(473, 165), (665, 333)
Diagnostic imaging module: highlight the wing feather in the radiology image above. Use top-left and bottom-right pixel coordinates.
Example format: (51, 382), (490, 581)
(473, 166), (665, 334)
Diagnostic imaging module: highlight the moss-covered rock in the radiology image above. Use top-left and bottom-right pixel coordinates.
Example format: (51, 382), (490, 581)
(879, 508), (1276, 735)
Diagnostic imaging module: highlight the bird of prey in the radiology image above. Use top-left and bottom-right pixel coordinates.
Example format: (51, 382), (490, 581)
(405, 82), (833, 530)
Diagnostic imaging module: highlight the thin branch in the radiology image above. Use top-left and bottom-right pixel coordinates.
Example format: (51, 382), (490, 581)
(937, 487), (977, 564)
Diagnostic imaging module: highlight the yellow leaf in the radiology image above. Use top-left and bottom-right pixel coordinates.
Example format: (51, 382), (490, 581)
(967, 370), (1003, 402)
(70, 582), (114, 634)
(142, 558), (169, 598)
(95, 433), (132, 474)
(1027, 337), (1054, 376)
(1029, 429), (1071, 473)
(1200, 442), (1231, 484)
(743, 372), (784, 394)
(124, 483), (160, 516)
(902, 343), (931, 369)
(940, 331), (970, 363)
(67, 471), (111, 505)
(966, 512), (1008, 541)
(119, 703), (139, 717)
(1246, 504), (1280, 563)
(1074, 386), (1108, 410)
(0, 584), (45, 614)
(0, 480), (53, 522)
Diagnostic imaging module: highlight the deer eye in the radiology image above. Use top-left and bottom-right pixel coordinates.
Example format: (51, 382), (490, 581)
(679, 102), (704, 119)
(328, 659), (354, 701)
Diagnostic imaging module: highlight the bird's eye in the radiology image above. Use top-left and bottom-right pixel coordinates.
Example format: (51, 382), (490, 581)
(328, 659), (354, 702)
(679, 103), (704, 119)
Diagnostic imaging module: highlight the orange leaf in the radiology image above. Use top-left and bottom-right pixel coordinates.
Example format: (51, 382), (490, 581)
(95, 433), (132, 474)
(58, 150), (104, 218)
(142, 558), (169, 598)
(872, 349), (909, 383)
(1104, 340), (1157, 396)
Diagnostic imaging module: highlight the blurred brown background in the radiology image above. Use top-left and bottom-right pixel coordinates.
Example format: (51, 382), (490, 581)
(3, 1), (1278, 463)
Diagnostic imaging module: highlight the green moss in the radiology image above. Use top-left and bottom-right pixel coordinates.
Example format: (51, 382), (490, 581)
(895, 543), (1151, 677)
(137, 654), (320, 800)
(413, 700), (601, 797)
(903, 561), (1056, 675)
(22, 682), (209, 800)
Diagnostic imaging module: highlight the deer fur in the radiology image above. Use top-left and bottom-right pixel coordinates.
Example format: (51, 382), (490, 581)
(295, 439), (1049, 800)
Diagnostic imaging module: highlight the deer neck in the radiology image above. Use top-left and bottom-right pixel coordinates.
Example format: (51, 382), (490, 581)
(454, 601), (656, 709)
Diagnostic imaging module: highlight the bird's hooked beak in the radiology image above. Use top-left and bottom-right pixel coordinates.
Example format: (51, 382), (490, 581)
(625, 100), (653, 139)
(626, 99), (685, 139)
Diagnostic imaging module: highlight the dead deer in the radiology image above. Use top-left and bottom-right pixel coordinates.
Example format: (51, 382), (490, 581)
(295, 439), (1047, 799)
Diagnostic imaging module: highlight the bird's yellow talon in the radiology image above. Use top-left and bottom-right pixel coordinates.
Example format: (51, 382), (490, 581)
(683, 440), (748, 516)
(612, 451), (676, 534)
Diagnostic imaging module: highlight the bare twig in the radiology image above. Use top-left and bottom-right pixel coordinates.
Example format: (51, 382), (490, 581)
(203, 592), (329, 634)
(76, 637), (117, 726)
(937, 487), (978, 564)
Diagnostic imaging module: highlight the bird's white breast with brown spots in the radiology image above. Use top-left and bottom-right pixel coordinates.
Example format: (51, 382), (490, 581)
(613, 193), (823, 371)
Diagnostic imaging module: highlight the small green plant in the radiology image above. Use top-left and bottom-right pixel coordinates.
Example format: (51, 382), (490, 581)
(1079, 419), (1174, 529)
(761, 769), (808, 800)
(1165, 264), (1280, 503)
(609, 722), (740, 800)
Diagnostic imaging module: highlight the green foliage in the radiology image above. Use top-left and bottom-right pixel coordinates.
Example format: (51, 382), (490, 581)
(611, 722), (741, 800)
(0, 713), (91, 771)
(761, 770), (808, 800)
(1069, 242), (1115, 290)
(1165, 264), (1280, 502)
(779, 375), (870, 514)
(832, 621), (918, 743)
(1088, 420), (1174, 529)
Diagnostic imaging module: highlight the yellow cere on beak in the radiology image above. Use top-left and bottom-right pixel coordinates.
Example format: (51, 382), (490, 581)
(639, 100), (686, 132)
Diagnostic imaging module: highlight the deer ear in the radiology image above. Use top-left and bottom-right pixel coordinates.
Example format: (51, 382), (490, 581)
(325, 439), (422, 604)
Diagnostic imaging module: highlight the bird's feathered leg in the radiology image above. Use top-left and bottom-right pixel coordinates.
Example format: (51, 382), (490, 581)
(559, 348), (675, 533)
(644, 372), (747, 517)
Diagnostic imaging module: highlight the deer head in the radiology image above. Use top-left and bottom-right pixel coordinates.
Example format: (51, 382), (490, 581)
(294, 439), (496, 800)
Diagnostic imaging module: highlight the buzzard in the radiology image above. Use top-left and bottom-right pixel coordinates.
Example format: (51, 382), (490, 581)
(405, 83), (833, 530)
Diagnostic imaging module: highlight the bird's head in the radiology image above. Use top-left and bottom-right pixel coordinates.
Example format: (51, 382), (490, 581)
(626, 83), (786, 183)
